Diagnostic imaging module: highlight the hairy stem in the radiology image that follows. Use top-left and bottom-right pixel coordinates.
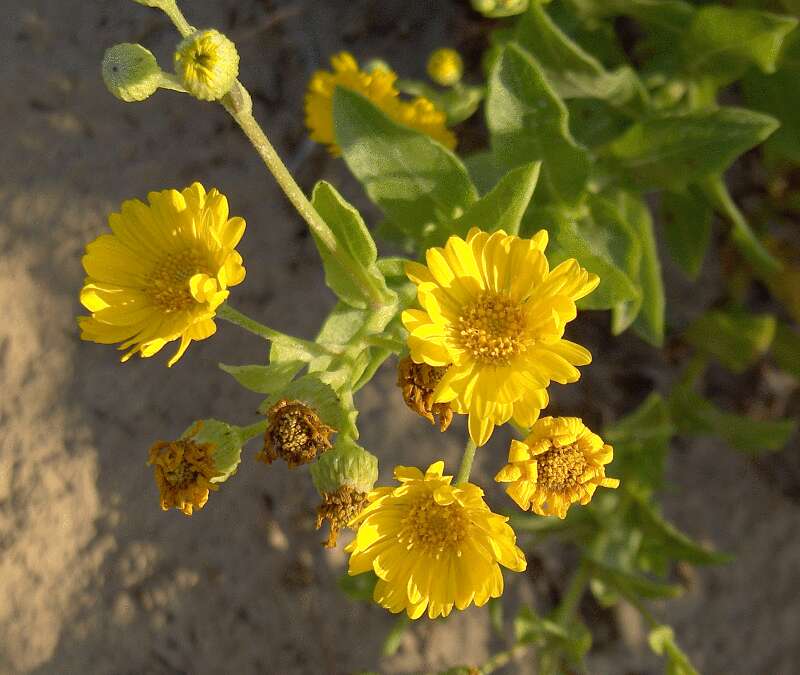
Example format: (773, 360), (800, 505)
(455, 438), (477, 485)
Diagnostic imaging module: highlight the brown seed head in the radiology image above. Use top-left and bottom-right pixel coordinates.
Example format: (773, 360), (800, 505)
(315, 484), (369, 548)
(397, 357), (453, 432)
(257, 399), (335, 468)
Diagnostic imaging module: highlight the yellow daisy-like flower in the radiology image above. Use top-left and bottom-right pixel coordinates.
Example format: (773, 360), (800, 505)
(346, 461), (526, 620)
(305, 51), (456, 156)
(78, 182), (246, 366)
(495, 417), (620, 519)
(401, 228), (599, 447)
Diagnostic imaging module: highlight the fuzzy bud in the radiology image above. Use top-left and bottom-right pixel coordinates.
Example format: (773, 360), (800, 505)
(427, 48), (464, 87)
(311, 438), (378, 496)
(102, 43), (163, 102)
(174, 29), (240, 101)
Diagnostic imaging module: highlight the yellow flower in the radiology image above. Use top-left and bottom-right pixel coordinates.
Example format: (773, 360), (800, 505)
(427, 48), (464, 87)
(346, 461), (526, 619)
(78, 182), (246, 366)
(174, 29), (239, 101)
(495, 417), (619, 519)
(401, 228), (599, 446)
(148, 422), (222, 516)
(305, 51), (456, 156)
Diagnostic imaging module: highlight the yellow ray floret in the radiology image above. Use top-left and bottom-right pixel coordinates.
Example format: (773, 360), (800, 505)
(495, 417), (619, 519)
(346, 461), (526, 619)
(305, 51), (456, 156)
(401, 228), (599, 446)
(78, 182), (246, 366)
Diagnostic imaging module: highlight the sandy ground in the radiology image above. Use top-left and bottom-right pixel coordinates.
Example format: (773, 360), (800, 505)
(1, 1), (799, 673)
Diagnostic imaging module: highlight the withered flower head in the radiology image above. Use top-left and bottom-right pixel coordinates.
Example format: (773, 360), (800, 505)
(315, 485), (370, 548)
(397, 356), (453, 432)
(257, 399), (335, 468)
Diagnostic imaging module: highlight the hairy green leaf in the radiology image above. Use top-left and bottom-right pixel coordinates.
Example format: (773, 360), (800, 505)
(685, 309), (776, 373)
(661, 188), (713, 279)
(218, 361), (303, 395)
(772, 323), (800, 379)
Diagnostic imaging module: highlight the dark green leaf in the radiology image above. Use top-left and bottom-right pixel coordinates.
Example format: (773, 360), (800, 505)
(602, 108), (779, 190)
(487, 43), (591, 205)
(463, 151), (507, 195)
(452, 162), (541, 237)
(338, 571), (377, 602)
(587, 559), (684, 599)
(743, 67), (800, 163)
(334, 87), (477, 247)
(661, 188), (713, 279)
(565, 0), (694, 33)
(685, 309), (776, 373)
(772, 323), (800, 378)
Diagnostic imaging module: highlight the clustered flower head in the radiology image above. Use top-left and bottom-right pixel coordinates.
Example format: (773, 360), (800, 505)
(257, 399), (336, 468)
(305, 51), (456, 156)
(174, 29), (239, 101)
(346, 461), (526, 619)
(495, 417), (619, 519)
(401, 227), (598, 446)
(78, 182), (246, 366)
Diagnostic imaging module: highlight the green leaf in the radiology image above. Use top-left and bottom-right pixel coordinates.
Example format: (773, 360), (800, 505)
(682, 7), (798, 86)
(514, 606), (569, 645)
(382, 615), (410, 657)
(397, 79), (485, 125)
(333, 87), (477, 247)
(587, 559), (683, 600)
(661, 188), (713, 279)
(670, 384), (796, 454)
(316, 302), (370, 348)
(648, 626), (700, 675)
(772, 323), (800, 378)
(310, 181), (388, 309)
(452, 162), (541, 237)
(613, 193), (664, 345)
(523, 201), (641, 310)
(685, 309), (776, 373)
(743, 67), (800, 163)
(487, 43), (591, 205)
(515, 3), (647, 108)
(463, 151), (506, 195)
(338, 571), (377, 602)
(566, 0), (694, 33)
(602, 108), (779, 190)
(218, 360), (303, 395)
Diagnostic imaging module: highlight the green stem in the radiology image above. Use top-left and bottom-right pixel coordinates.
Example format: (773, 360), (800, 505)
(479, 644), (530, 675)
(455, 438), (477, 485)
(236, 420), (268, 442)
(220, 86), (389, 309)
(552, 559), (590, 625)
(157, 0), (193, 37)
(217, 303), (337, 359)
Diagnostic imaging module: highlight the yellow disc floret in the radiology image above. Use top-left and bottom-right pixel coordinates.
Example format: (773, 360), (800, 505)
(427, 48), (464, 87)
(495, 417), (620, 519)
(346, 461), (526, 619)
(78, 182), (246, 366)
(305, 51), (456, 156)
(174, 29), (239, 101)
(401, 228), (599, 446)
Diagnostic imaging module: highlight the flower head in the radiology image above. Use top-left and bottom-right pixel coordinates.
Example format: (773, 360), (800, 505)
(174, 29), (239, 101)
(427, 48), (464, 87)
(78, 182), (246, 366)
(102, 43), (163, 102)
(401, 228), (598, 446)
(305, 51), (456, 156)
(148, 422), (222, 515)
(397, 356), (453, 431)
(346, 461), (526, 619)
(495, 417), (619, 519)
(257, 399), (335, 468)
(316, 485), (370, 548)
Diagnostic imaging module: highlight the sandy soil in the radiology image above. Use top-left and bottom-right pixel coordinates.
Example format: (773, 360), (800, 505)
(1, 1), (798, 674)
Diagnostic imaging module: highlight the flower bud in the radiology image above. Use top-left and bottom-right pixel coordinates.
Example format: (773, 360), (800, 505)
(102, 43), (163, 102)
(311, 439), (378, 547)
(257, 399), (335, 468)
(471, 0), (529, 17)
(427, 48), (464, 87)
(174, 29), (239, 101)
(147, 419), (243, 516)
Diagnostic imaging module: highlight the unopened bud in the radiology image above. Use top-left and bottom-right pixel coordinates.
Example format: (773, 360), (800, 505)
(471, 0), (529, 18)
(427, 48), (464, 87)
(102, 43), (163, 102)
(174, 29), (239, 101)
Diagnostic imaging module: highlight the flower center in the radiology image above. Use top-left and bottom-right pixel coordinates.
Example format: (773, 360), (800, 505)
(147, 249), (207, 312)
(536, 444), (588, 493)
(154, 440), (213, 489)
(456, 291), (527, 365)
(273, 409), (310, 454)
(399, 492), (469, 556)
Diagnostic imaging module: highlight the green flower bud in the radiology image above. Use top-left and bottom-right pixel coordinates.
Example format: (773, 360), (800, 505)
(187, 418), (244, 483)
(471, 0), (529, 18)
(311, 438), (378, 495)
(102, 43), (163, 102)
(174, 29), (239, 101)
(427, 48), (464, 87)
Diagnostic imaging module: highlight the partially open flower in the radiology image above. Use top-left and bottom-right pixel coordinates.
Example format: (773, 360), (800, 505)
(311, 439), (378, 547)
(174, 29), (239, 101)
(397, 356), (453, 431)
(257, 399), (335, 468)
(427, 48), (464, 87)
(495, 417), (620, 519)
